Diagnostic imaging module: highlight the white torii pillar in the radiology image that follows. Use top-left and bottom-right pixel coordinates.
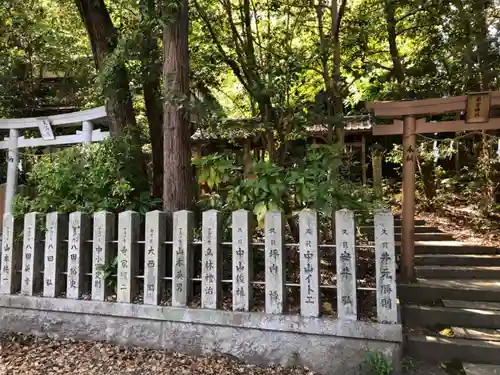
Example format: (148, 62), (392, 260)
(5, 129), (20, 215)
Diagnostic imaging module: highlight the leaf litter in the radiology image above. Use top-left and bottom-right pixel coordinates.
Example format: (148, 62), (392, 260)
(0, 334), (316, 375)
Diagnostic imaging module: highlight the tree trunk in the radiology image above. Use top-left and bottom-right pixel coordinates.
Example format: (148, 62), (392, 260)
(473, 0), (492, 91)
(420, 161), (436, 205)
(384, 0), (405, 92)
(140, 0), (164, 199)
(472, 0), (496, 207)
(331, 0), (346, 144)
(162, 0), (194, 213)
(75, 0), (140, 139)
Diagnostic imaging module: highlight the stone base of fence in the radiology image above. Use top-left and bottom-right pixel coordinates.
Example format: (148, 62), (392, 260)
(0, 295), (402, 374)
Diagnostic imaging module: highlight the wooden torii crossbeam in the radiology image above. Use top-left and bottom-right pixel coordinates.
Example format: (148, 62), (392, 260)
(366, 91), (500, 282)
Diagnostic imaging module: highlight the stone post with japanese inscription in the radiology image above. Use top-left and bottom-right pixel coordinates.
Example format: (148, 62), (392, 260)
(144, 210), (166, 305)
(335, 209), (357, 320)
(265, 211), (286, 314)
(374, 209), (398, 324)
(202, 210), (221, 309)
(21, 213), (43, 296)
(92, 211), (115, 301)
(0, 213), (20, 294)
(299, 210), (320, 317)
(67, 212), (91, 299)
(117, 211), (140, 303)
(172, 210), (194, 307)
(232, 209), (253, 312)
(44, 212), (68, 298)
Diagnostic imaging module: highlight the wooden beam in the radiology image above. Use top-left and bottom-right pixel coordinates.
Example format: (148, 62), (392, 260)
(373, 117), (500, 135)
(366, 91), (500, 118)
(372, 120), (404, 136)
(417, 117), (500, 133)
(345, 141), (363, 147)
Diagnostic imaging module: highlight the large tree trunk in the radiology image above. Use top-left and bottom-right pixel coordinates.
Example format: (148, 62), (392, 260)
(162, 0), (194, 212)
(75, 0), (139, 139)
(140, 0), (164, 199)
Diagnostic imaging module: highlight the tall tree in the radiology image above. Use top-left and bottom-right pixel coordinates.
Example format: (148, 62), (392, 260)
(75, 0), (149, 188)
(75, 0), (141, 141)
(139, 0), (164, 199)
(162, 0), (194, 212)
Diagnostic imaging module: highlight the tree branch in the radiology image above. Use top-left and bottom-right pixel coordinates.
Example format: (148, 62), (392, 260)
(396, 24), (434, 36)
(333, 0), (347, 42)
(395, 5), (428, 24)
(194, 0), (252, 94)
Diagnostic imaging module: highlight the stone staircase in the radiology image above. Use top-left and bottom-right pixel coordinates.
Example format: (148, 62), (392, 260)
(393, 217), (500, 374)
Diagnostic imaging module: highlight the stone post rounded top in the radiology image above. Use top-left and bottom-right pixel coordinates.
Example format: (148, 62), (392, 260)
(371, 143), (385, 156)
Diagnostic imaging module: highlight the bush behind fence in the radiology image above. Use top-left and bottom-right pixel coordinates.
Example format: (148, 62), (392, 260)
(0, 208), (397, 324)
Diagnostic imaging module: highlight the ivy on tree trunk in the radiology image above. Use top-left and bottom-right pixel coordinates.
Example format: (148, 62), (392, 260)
(75, 0), (139, 140)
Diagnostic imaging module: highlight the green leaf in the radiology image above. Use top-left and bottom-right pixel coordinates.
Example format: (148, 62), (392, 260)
(253, 201), (267, 227)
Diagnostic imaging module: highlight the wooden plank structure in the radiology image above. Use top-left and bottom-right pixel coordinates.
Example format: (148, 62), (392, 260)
(366, 91), (500, 281)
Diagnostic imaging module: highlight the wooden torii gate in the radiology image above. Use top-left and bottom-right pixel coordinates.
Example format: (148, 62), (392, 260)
(366, 91), (500, 282)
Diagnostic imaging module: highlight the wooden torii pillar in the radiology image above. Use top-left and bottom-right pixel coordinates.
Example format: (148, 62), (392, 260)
(366, 91), (500, 282)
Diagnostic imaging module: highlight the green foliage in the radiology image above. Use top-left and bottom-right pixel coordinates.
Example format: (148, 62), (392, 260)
(288, 144), (376, 214)
(12, 136), (157, 218)
(0, 0), (498, 227)
(0, 0), (96, 117)
(193, 153), (240, 190)
(386, 141), (455, 206)
(364, 349), (393, 375)
(194, 147), (381, 228)
(386, 137), (500, 212)
(96, 257), (118, 290)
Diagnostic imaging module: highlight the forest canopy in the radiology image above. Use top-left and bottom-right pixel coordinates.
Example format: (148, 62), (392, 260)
(1, 0), (500, 219)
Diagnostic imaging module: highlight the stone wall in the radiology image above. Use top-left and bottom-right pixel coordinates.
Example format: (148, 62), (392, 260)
(0, 296), (402, 374)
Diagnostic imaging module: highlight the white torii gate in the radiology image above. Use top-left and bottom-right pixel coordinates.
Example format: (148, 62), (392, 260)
(0, 106), (109, 215)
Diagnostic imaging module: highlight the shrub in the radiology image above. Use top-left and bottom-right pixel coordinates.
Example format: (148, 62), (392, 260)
(12, 136), (159, 218)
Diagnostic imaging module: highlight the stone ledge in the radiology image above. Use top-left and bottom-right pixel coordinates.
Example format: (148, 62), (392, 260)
(0, 295), (402, 342)
(0, 302), (402, 375)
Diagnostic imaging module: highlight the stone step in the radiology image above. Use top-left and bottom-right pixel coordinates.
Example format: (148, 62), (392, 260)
(398, 279), (500, 304)
(395, 233), (455, 242)
(416, 266), (500, 279)
(444, 300), (500, 311)
(359, 226), (441, 234)
(406, 334), (500, 365)
(415, 254), (500, 267)
(448, 309), (500, 375)
(463, 363), (500, 375)
(452, 327), (500, 342)
(396, 241), (500, 255)
(402, 305), (500, 329)
(393, 218), (426, 226)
